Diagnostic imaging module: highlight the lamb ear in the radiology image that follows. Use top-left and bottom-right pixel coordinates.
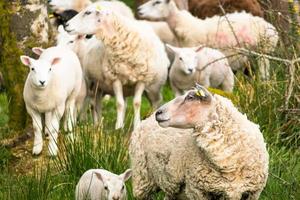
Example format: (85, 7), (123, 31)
(51, 57), (61, 65)
(94, 172), (104, 182)
(165, 44), (178, 54)
(194, 45), (204, 52)
(58, 25), (65, 33)
(32, 47), (45, 56)
(120, 169), (132, 182)
(20, 55), (32, 66)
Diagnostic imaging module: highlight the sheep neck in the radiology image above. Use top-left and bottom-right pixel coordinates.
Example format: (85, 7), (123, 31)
(193, 95), (266, 177)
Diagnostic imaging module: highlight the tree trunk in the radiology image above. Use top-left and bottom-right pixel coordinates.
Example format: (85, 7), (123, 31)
(0, 0), (53, 134)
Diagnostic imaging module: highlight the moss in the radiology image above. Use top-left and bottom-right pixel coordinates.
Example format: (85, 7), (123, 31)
(0, 0), (51, 134)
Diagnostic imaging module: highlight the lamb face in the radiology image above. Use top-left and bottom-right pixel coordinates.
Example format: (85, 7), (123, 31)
(20, 56), (60, 89)
(137, 0), (171, 20)
(65, 4), (112, 35)
(48, 0), (73, 11)
(155, 84), (214, 128)
(167, 44), (198, 75)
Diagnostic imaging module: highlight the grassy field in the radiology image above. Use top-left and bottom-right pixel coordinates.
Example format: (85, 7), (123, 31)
(0, 0), (300, 199)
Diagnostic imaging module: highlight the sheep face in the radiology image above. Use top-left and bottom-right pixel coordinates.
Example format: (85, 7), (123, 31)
(48, 0), (73, 12)
(155, 85), (214, 128)
(95, 169), (132, 200)
(20, 56), (60, 89)
(167, 44), (198, 75)
(65, 4), (112, 35)
(138, 0), (171, 20)
(56, 25), (85, 49)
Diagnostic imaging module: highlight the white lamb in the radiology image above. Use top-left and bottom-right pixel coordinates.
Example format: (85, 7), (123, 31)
(65, 4), (169, 129)
(166, 44), (234, 96)
(130, 85), (269, 199)
(20, 46), (82, 156)
(138, 0), (279, 80)
(48, 0), (134, 19)
(75, 168), (132, 200)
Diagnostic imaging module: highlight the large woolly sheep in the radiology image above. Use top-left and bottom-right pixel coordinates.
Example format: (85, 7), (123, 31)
(65, 4), (169, 129)
(76, 168), (132, 200)
(130, 85), (269, 199)
(138, 0), (279, 80)
(20, 46), (82, 156)
(135, 0), (263, 19)
(166, 44), (234, 96)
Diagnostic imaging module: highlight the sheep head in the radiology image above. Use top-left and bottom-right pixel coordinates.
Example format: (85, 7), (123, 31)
(137, 0), (179, 20)
(94, 169), (132, 200)
(65, 3), (114, 36)
(166, 44), (198, 75)
(155, 84), (215, 128)
(20, 56), (61, 89)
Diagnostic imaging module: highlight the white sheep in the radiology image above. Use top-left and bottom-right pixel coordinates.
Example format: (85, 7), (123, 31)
(75, 168), (132, 200)
(138, 0), (279, 80)
(20, 46), (82, 156)
(166, 44), (234, 96)
(48, 0), (134, 19)
(65, 4), (169, 129)
(130, 85), (269, 199)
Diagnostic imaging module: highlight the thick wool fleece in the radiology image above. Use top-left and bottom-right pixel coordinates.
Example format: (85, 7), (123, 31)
(129, 94), (268, 199)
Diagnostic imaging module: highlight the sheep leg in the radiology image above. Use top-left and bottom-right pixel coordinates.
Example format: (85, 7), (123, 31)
(92, 90), (103, 125)
(170, 81), (182, 97)
(146, 85), (162, 110)
(113, 80), (126, 129)
(133, 82), (145, 129)
(47, 104), (65, 156)
(27, 107), (43, 155)
(221, 71), (234, 92)
(258, 57), (270, 80)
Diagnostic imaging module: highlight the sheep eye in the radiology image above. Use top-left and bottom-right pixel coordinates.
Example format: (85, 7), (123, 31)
(184, 93), (195, 101)
(104, 186), (108, 190)
(49, 68), (52, 72)
(84, 11), (91, 15)
(68, 40), (74, 44)
(31, 68), (35, 71)
(153, 0), (161, 6)
(121, 185), (124, 191)
(179, 57), (183, 61)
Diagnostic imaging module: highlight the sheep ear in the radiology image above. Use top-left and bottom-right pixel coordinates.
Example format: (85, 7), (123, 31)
(120, 169), (132, 182)
(165, 44), (178, 54)
(58, 25), (65, 33)
(195, 45), (204, 52)
(32, 47), (45, 56)
(195, 84), (212, 101)
(20, 56), (32, 66)
(51, 57), (61, 65)
(173, 0), (188, 10)
(94, 172), (104, 182)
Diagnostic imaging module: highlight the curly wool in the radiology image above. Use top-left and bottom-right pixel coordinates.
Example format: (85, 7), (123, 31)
(129, 94), (268, 199)
(95, 14), (159, 86)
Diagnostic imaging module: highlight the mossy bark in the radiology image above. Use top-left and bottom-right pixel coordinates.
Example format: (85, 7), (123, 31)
(0, 0), (52, 133)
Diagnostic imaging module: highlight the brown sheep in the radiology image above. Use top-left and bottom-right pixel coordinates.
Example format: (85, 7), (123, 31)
(135, 0), (263, 19)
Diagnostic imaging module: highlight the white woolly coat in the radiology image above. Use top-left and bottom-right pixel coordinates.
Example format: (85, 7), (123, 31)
(129, 95), (269, 199)
(170, 47), (234, 93)
(94, 13), (169, 91)
(23, 46), (82, 113)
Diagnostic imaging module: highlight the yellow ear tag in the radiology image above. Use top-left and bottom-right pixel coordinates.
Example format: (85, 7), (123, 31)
(196, 90), (205, 97)
(96, 5), (102, 11)
(48, 14), (54, 19)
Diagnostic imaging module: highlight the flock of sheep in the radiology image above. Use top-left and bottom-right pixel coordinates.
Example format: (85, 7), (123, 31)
(18, 0), (278, 199)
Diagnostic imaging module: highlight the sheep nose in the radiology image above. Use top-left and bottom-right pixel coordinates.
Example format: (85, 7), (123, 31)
(188, 69), (193, 73)
(155, 109), (163, 117)
(65, 23), (69, 28)
(137, 7), (143, 16)
(112, 196), (120, 200)
(39, 81), (45, 85)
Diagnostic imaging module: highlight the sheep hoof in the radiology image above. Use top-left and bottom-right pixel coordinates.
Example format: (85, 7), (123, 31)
(32, 144), (43, 155)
